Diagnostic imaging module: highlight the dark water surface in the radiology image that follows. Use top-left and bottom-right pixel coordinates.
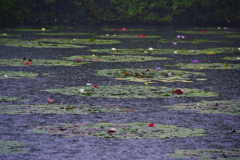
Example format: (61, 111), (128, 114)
(0, 25), (239, 160)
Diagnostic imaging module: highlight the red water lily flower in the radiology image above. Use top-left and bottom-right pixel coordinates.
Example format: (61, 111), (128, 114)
(172, 89), (184, 94)
(92, 59), (99, 61)
(137, 35), (141, 37)
(148, 123), (154, 127)
(75, 58), (82, 60)
(217, 31), (220, 33)
(47, 98), (54, 103)
(107, 128), (116, 134)
(122, 28), (128, 31)
(25, 62), (30, 65)
(114, 29), (119, 31)
(203, 31), (207, 33)
(141, 34), (146, 37)
(93, 85), (98, 87)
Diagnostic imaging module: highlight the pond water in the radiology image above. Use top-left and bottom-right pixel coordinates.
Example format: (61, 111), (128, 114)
(0, 25), (239, 159)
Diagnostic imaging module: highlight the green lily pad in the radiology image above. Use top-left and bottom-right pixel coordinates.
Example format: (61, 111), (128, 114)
(5, 28), (52, 32)
(27, 122), (206, 139)
(0, 96), (18, 102)
(165, 99), (240, 115)
(0, 71), (51, 79)
(35, 32), (95, 36)
(102, 28), (156, 31)
(63, 55), (172, 62)
(225, 34), (240, 38)
(158, 38), (230, 44)
(89, 47), (238, 55)
(0, 104), (133, 114)
(1, 33), (21, 37)
(36, 38), (121, 44)
(0, 38), (86, 48)
(43, 85), (219, 99)
(96, 68), (206, 83)
(97, 34), (162, 38)
(168, 148), (240, 160)
(221, 56), (240, 61)
(175, 30), (234, 34)
(167, 63), (240, 69)
(0, 139), (28, 155)
(0, 59), (89, 66)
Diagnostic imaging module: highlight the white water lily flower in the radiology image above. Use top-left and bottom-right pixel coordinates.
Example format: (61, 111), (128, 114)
(86, 83), (91, 86)
(106, 34), (109, 37)
(111, 48), (116, 51)
(79, 89), (84, 93)
(144, 51), (148, 53)
(41, 28), (45, 31)
(217, 27), (221, 29)
(224, 27), (227, 29)
(4, 75), (8, 78)
(238, 48), (240, 51)
(174, 51), (178, 54)
(148, 48), (153, 50)
(236, 57), (240, 60)
(113, 34), (116, 36)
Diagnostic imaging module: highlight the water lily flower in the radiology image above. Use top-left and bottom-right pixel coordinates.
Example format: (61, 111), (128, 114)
(224, 27), (227, 29)
(107, 128), (116, 134)
(41, 28), (45, 31)
(86, 83), (91, 86)
(138, 35), (141, 37)
(79, 89), (84, 93)
(26, 43), (31, 45)
(114, 29), (119, 31)
(106, 34), (109, 37)
(155, 67), (161, 70)
(93, 85), (98, 87)
(177, 35), (181, 38)
(217, 27), (221, 29)
(172, 89), (184, 94)
(54, 19), (58, 22)
(172, 42), (177, 45)
(191, 50), (195, 53)
(148, 123), (154, 127)
(144, 51), (148, 53)
(4, 75), (8, 78)
(181, 36), (185, 39)
(2, 33), (7, 36)
(144, 82), (148, 85)
(141, 34), (146, 37)
(236, 57), (240, 60)
(111, 48), (116, 51)
(167, 73), (172, 76)
(122, 28), (128, 31)
(47, 98), (54, 103)
(75, 58), (82, 60)
(113, 34), (116, 36)
(238, 48), (240, 51)
(217, 31), (220, 33)
(203, 31), (207, 33)
(92, 54), (95, 57)
(192, 60), (199, 63)
(25, 62), (30, 65)
(148, 48), (154, 50)
(174, 51), (178, 54)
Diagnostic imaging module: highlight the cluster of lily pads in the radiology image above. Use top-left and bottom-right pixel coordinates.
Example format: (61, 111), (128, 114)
(0, 96), (19, 102)
(0, 59), (88, 66)
(96, 68), (206, 83)
(97, 34), (162, 38)
(167, 63), (240, 70)
(43, 85), (219, 99)
(168, 148), (240, 159)
(63, 55), (172, 62)
(89, 47), (238, 55)
(165, 99), (240, 115)
(27, 122), (206, 139)
(0, 139), (28, 155)
(0, 104), (133, 114)
(175, 30), (234, 34)
(1, 70), (50, 79)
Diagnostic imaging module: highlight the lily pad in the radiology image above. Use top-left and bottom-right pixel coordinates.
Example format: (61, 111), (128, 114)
(225, 34), (240, 38)
(102, 28), (156, 31)
(168, 148), (240, 160)
(89, 47), (238, 55)
(221, 56), (240, 61)
(165, 99), (240, 115)
(1, 33), (21, 37)
(63, 55), (172, 62)
(0, 139), (28, 155)
(158, 38), (230, 44)
(35, 32), (95, 36)
(0, 38), (86, 48)
(43, 85), (219, 98)
(0, 71), (51, 79)
(167, 63), (240, 69)
(5, 28), (52, 32)
(27, 122), (206, 139)
(97, 34), (162, 38)
(0, 96), (18, 102)
(96, 68), (206, 83)
(0, 104), (133, 114)
(0, 59), (89, 66)
(175, 30), (234, 34)
(36, 38), (121, 44)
